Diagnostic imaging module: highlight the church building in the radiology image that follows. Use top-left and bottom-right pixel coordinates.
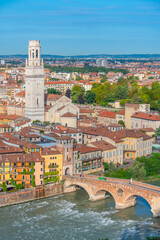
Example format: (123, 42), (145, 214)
(7, 41), (79, 128)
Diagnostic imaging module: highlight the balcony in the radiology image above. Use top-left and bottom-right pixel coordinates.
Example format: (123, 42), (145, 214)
(48, 165), (58, 169)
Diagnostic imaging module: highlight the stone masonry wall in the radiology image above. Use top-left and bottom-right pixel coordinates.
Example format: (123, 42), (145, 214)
(0, 184), (63, 207)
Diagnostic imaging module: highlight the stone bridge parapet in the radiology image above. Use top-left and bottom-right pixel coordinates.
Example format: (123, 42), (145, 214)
(63, 175), (160, 217)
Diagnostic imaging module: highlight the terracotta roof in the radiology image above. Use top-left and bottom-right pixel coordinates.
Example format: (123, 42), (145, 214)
(0, 145), (24, 154)
(98, 110), (116, 119)
(80, 109), (94, 114)
(6, 114), (22, 120)
(22, 141), (41, 149)
(61, 112), (77, 118)
(0, 152), (44, 163)
(0, 124), (12, 128)
(45, 81), (74, 85)
(116, 109), (125, 115)
(76, 146), (101, 154)
(132, 112), (160, 121)
(41, 148), (61, 156)
(47, 94), (62, 101)
(80, 126), (152, 142)
(16, 91), (25, 97)
(108, 123), (123, 127)
(90, 140), (116, 151)
(139, 128), (155, 132)
(57, 106), (66, 111)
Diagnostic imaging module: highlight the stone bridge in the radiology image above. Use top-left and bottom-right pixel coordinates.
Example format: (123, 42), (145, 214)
(63, 174), (160, 217)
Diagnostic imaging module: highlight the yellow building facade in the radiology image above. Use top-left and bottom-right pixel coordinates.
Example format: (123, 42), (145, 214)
(41, 149), (63, 181)
(0, 161), (11, 184)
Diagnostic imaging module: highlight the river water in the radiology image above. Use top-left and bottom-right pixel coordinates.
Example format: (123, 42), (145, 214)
(0, 181), (160, 240)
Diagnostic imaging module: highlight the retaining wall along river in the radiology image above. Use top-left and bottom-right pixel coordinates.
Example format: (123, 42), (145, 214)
(0, 183), (63, 207)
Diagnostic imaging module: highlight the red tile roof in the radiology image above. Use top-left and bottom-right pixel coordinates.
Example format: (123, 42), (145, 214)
(132, 112), (160, 121)
(61, 112), (77, 118)
(116, 109), (125, 115)
(90, 140), (116, 151)
(98, 110), (116, 119)
(76, 146), (101, 154)
(16, 91), (25, 97)
(47, 94), (62, 101)
(0, 152), (44, 163)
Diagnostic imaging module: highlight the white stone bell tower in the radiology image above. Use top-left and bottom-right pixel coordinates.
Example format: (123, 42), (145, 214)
(25, 40), (44, 122)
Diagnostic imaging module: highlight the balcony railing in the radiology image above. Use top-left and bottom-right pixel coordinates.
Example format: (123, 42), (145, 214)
(48, 165), (58, 168)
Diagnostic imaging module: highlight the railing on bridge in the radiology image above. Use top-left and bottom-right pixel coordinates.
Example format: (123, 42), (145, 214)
(64, 174), (160, 192)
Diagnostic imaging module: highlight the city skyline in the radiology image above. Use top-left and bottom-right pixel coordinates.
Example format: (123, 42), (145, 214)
(0, 0), (160, 55)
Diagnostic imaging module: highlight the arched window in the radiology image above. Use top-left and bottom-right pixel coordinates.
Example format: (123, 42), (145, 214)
(32, 52), (34, 58)
(36, 50), (38, 58)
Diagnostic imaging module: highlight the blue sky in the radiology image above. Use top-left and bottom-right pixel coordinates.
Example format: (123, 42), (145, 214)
(0, 0), (160, 55)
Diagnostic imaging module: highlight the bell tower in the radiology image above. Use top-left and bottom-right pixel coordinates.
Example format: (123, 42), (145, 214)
(25, 40), (44, 122)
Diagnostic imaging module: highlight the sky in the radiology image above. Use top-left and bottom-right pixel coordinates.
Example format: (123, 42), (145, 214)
(0, 0), (160, 55)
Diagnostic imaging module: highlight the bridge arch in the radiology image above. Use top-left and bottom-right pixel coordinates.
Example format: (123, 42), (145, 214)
(95, 188), (117, 204)
(64, 181), (94, 199)
(124, 194), (152, 214)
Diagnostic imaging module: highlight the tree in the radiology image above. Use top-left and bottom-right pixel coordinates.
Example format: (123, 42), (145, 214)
(128, 160), (146, 179)
(118, 120), (125, 127)
(137, 153), (160, 176)
(115, 85), (129, 100)
(76, 76), (82, 81)
(71, 85), (85, 103)
(120, 99), (128, 106)
(16, 184), (23, 190)
(100, 77), (107, 83)
(152, 127), (160, 140)
(78, 94), (85, 104)
(84, 91), (96, 104)
(17, 80), (22, 84)
(1, 182), (7, 192)
(103, 162), (109, 171)
(47, 88), (62, 95)
(65, 89), (71, 98)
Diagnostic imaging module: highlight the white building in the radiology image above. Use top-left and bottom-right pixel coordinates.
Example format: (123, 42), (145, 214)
(25, 40), (44, 121)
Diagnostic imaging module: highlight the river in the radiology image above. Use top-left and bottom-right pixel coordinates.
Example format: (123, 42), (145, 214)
(0, 181), (160, 240)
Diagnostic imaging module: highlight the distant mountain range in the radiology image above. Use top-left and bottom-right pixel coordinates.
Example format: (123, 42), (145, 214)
(0, 54), (160, 59)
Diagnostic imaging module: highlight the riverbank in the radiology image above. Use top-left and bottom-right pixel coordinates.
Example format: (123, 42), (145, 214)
(0, 183), (63, 208)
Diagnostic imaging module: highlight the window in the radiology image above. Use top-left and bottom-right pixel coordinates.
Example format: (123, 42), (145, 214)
(131, 153), (133, 158)
(117, 150), (119, 156)
(131, 145), (133, 150)
(126, 145), (128, 149)
(110, 152), (112, 157)
(36, 49), (38, 58)
(41, 162), (43, 165)
(113, 151), (115, 157)
(41, 168), (43, 171)
(22, 175), (25, 180)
